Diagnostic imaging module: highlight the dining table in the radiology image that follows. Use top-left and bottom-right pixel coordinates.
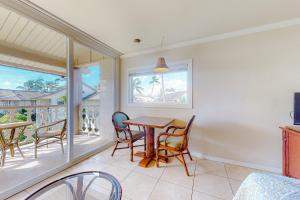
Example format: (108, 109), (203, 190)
(123, 116), (174, 168)
(0, 121), (32, 161)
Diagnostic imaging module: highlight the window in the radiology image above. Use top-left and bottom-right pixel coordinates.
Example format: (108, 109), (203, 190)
(128, 60), (192, 108)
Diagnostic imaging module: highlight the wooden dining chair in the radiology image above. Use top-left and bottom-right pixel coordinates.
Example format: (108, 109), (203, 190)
(156, 115), (195, 176)
(111, 111), (146, 162)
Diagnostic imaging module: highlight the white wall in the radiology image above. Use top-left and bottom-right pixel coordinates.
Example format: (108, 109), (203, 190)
(120, 26), (300, 172)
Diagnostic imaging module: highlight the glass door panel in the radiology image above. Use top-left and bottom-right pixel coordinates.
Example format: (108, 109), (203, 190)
(73, 42), (114, 158)
(0, 5), (69, 197)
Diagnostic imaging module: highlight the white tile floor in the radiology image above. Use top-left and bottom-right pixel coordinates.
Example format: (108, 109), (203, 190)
(7, 145), (270, 200)
(0, 134), (110, 197)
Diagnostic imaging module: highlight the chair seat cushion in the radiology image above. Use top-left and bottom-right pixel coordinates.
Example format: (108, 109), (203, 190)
(38, 130), (61, 138)
(118, 130), (145, 141)
(159, 135), (183, 150)
(132, 130), (145, 140)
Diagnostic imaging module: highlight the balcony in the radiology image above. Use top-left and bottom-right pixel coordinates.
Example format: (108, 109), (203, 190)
(0, 102), (112, 195)
(0, 103), (102, 142)
(0, 3), (117, 198)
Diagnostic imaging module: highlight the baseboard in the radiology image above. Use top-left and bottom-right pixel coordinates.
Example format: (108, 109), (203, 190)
(190, 151), (281, 174)
(190, 151), (204, 159)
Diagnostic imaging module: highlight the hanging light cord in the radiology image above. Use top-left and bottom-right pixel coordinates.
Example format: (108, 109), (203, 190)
(161, 36), (165, 50)
(89, 48), (92, 63)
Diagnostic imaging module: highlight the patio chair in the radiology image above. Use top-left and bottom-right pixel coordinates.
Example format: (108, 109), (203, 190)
(34, 119), (67, 158)
(111, 111), (146, 162)
(156, 115), (195, 176)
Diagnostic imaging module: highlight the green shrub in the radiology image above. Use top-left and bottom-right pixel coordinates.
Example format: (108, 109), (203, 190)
(58, 95), (67, 105)
(0, 115), (9, 124)
(18, 108), (27, 115)
(18, 131), (27, 142)
(16, 113), (27, 122)
(0, 114), (28, 142)
(0, 113), (27, 123)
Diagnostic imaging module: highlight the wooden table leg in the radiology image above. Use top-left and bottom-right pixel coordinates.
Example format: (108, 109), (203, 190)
(138, 127), (155, 167)
(0, 129), (6, 166)
(9, 128), (16, 157)
(146, 126), (154, 157)
(0, 129), (5, 150)
(135, 127), (169, 167)
(9, 145), (15, 157)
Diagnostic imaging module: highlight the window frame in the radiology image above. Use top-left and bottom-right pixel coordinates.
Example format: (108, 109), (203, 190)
(127, 59), (193, 109)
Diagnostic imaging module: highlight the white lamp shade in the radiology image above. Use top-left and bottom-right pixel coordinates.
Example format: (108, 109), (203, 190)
(154, 57), (169, 73)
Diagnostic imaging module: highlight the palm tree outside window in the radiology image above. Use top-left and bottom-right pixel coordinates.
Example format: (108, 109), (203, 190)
(128, 60), (192, 107)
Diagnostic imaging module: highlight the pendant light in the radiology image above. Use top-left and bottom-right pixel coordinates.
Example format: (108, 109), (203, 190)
(154, 36), (169, 73)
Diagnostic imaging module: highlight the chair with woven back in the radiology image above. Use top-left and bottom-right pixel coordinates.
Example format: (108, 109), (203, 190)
(111, 111), (146, 161)
(156, 115), (195, 176)
(34, 119), (67, 158)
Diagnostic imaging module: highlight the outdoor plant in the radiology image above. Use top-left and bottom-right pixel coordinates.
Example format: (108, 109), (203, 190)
(58, 95), (67, 105)
(0, 112), (28, 142)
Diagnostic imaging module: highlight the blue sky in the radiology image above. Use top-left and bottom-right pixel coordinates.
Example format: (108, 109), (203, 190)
(0, 64), (100, 90)
(82, 64), (100, 88)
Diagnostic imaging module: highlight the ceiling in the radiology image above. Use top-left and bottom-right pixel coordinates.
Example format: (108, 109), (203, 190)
(29, 0), (300, 54)
(0, 6), (66, 61)
(0, 5), (109, 74)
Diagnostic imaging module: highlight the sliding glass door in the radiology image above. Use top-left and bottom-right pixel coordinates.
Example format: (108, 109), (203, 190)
(0, 5), (70, 197)
(0, 4), (117, 198)
(72, 42), (115, 158)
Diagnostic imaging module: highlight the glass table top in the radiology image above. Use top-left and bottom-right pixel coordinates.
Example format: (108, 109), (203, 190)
(25, 171), (122, 200)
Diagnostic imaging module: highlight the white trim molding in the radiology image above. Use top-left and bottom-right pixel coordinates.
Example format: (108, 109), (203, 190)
(121, 18), (300, 58)
(191, 151), (281, 174)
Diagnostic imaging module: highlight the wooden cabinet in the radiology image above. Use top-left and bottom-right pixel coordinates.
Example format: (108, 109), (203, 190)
(280, 126), (300, 179)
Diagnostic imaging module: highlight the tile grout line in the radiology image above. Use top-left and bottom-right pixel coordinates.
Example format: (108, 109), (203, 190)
(121, 164), (137, 181)
(192, 160), (233, 200)
(150, 159), (197, 190)
(147, 165), (167, 200)
(160, 178), (193, 190)
(190, 159), (197, 200)
(114, 159), (137, 200)
(224, 163), (235, 196)
(192, 190), (226, 200)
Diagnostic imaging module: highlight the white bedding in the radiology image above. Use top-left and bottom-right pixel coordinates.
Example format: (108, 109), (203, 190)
(233, 172), (300, 200)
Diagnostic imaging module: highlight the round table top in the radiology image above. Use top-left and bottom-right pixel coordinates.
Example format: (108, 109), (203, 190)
(25, 171), (122, 200)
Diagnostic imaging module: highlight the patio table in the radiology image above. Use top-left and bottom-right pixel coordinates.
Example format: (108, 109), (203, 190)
(25, 171), (122, 200)
(0, 121), (32, 165)
(123, 116), (174, 168)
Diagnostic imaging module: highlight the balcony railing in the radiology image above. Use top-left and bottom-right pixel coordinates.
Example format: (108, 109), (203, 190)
(79, 102), (100, 136)
(0, 103), (101, 144)
(0, 105), (66, 144)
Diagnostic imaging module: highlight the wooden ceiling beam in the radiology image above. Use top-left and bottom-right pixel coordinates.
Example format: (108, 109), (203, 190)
(0, 59), (66, 76)
(0, 43), (65, 67)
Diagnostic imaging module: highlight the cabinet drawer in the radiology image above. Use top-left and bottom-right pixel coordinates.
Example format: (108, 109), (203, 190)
(281, 127), (300, 179)
(287, 131), (300, 178)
